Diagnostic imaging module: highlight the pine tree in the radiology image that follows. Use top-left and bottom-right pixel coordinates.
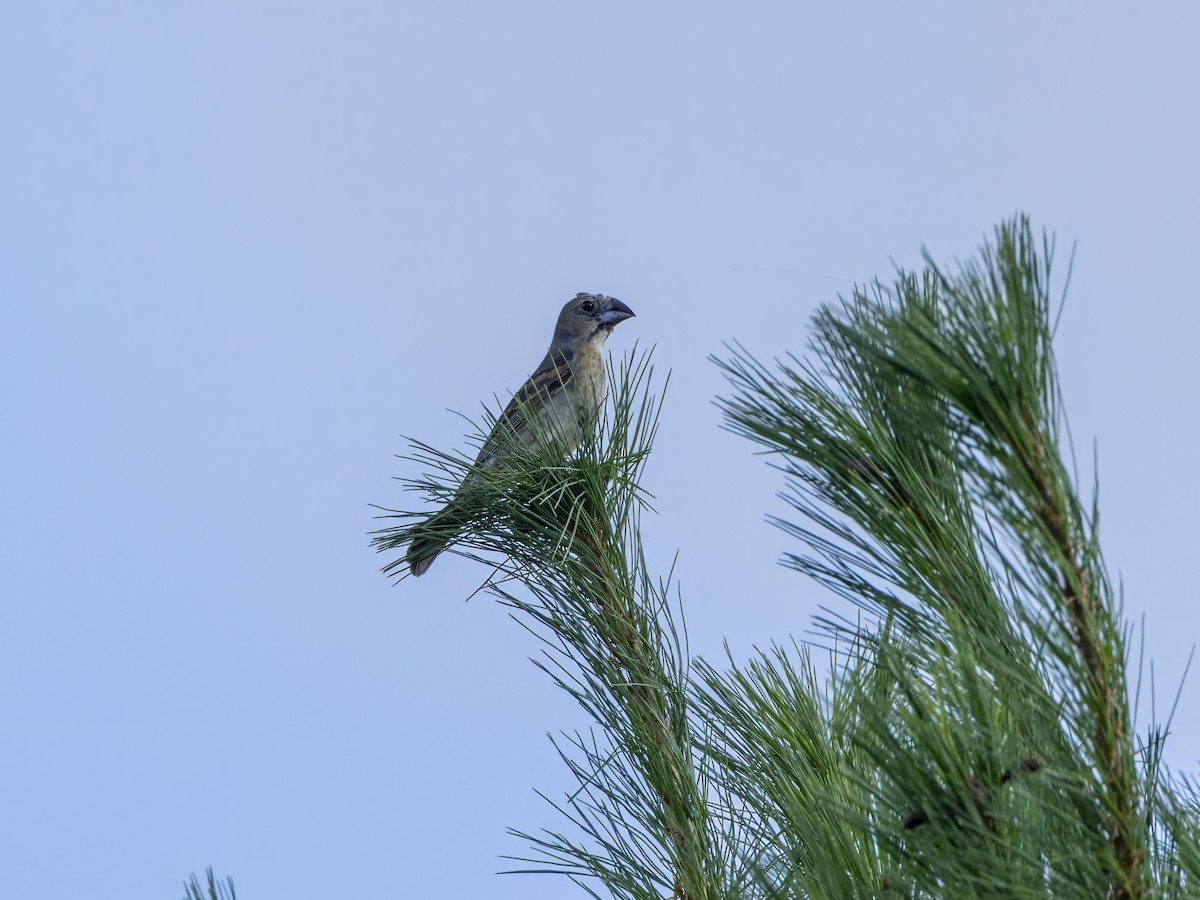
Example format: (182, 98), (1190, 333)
(364, 216), (1198, 897)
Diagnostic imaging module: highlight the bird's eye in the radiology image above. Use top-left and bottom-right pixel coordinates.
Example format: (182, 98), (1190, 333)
(580, 299), (596, 313)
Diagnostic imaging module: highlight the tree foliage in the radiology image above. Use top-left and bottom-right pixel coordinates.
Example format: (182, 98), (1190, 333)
(368, 216), (1199, 898)
(207, 217), (1200, 898)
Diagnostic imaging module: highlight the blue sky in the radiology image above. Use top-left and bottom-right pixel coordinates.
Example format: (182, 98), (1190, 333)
(3, 4), (1198, 898)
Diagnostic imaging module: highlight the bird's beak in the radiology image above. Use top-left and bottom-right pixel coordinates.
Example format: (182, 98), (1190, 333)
(598, 298), (635, 326)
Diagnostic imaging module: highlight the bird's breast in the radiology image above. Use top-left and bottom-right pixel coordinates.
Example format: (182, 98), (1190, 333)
(573, 348), (608, 414)
(536, 350), (605, 454)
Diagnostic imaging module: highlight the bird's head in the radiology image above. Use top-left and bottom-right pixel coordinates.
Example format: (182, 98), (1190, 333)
(554, 293), (636, 347)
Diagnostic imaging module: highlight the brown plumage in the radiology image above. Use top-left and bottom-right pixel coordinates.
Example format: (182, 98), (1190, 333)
(407, 293), (635, 576)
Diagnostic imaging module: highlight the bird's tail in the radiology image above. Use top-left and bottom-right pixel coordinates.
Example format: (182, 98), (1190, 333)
(406, 532), (446, 577)
(405, 504), (463, 577)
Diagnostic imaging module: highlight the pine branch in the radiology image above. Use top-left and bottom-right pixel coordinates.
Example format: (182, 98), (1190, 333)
(902, 756), (1043, 829)
(183, 869), (236, 900)
(714, 216), (1158, 898)
(371, 221), (1193, 898)
(375, 351), (724, 899)
(566, 508), (705, 899)
(897, 223), (1144, 896)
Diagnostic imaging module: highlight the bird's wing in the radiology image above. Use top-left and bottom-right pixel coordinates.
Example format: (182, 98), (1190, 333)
(475, 348), (573, 467)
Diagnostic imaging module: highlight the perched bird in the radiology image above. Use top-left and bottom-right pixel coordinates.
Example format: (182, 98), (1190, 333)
(406, 293), (636, 576)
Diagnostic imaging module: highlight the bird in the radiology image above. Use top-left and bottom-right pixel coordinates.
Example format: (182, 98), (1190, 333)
(406, 293), (636, 576)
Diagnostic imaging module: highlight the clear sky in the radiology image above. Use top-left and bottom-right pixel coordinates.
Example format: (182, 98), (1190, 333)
(3, 4), (1198, 899)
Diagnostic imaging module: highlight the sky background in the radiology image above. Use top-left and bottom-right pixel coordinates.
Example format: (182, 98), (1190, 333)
(3, 4), (1199, 898)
